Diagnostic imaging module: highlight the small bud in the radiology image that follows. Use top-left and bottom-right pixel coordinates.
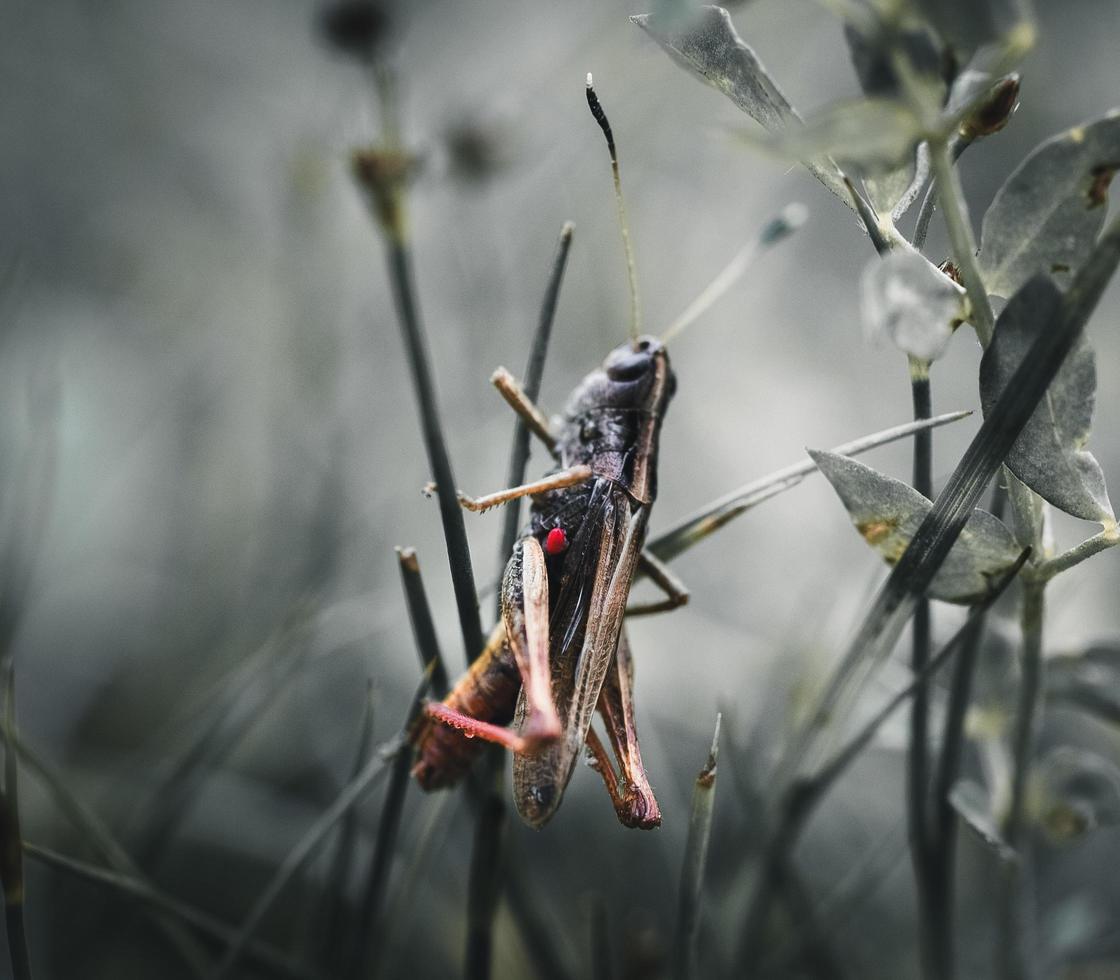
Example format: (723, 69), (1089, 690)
(960, 74), (1021, 141)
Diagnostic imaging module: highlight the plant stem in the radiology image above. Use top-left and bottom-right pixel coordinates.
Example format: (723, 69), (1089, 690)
(906, 356), (936, 979)
(998, 578), (1045, 980)
(928, 138), (995, 346)
(384, 235), (486, 666)
(737, 562), (1026, 968)
(1034, 524), (1120, 582)
(498, 222), (573, 582)
(673, 714), (720, 980)
(926, 482), (1007, 980)
(0, 667), (31, 980)
(396, 548), (450, 699)
(466, 759), (506, 980)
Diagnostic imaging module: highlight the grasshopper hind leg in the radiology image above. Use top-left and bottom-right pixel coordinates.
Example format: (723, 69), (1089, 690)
(585, 629), (661, 829)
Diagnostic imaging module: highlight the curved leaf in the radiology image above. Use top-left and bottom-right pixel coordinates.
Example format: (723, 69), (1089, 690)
(950, 779), (1014, 858)
(632, 5), (850, 204)
(810, 450), (1021, 604)
(1033, 747), (1120, 843)
(1046, 643), (1120, 726)
(861, 250), (966, 360)
(741, 97), (923, 175)
(978, 111), (1120, 298)
(979, 277), (1114, 522)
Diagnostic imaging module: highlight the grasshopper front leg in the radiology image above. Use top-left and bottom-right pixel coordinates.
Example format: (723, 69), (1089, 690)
(456, 466), (592, 513)
(585, 629), (661, 829)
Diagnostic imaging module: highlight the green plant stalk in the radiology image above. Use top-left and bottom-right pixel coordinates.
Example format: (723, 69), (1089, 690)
(348, 740), (415, 979)
(466, 760), (506, 980)
(736, 558), (1026, 969)
(928, 138), (995, 346)
(318, 686), (375, 973)
(906, 355), (937, 980)
(998, 577), (1045, 980)
(383, 234), (486, 666)
(1, 669), (31, 980)
(1034, 524), (1120, 582)
(24, 842), (320, 980)
(673, 714), (721, 980)
(211, 718), (416, 979)
(397, 548), (450, 699)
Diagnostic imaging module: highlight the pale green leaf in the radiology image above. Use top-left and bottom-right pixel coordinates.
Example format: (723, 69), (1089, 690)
(861, 250), (966, 360)
(978, 111), (1120, 299)
(810, 450), (1021, 604)
(979, 276), (1114, 522)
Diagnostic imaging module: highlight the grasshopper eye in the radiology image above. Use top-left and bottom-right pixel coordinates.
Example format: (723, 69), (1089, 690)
(545, 527), (569, 555)
(606, 349), (651, 382)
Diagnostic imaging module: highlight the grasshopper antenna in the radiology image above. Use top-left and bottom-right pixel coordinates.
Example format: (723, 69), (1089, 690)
(659, 202), (808, 346)
(586, 73), (640, 345)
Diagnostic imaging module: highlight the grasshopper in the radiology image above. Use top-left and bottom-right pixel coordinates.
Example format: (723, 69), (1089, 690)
(411, 336), (683, 829)
(410, 77), (692, 829)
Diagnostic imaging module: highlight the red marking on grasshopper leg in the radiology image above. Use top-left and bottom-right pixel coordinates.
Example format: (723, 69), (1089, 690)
(423, 702), (529, 753)
(545, 527), (568, 555)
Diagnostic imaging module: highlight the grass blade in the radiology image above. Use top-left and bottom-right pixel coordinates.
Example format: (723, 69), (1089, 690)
(25, 843), (320, 980)
(498, 221), (574, 577)
(316, 685), (376, 972)
(672, 713), (721, 980)
(648, 410), (971, 563)
(211, 667), (432, 980)
(0, 666), (31, 980)
(397, 548), (450, 699)
(346, 701), (423, 978)
(10, 734), (211, 975)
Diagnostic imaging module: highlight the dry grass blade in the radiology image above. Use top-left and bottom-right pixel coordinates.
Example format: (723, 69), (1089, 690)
(648, 411), (970, 563)
(397, 548), (450, 698)
(672, 713), (721, 980)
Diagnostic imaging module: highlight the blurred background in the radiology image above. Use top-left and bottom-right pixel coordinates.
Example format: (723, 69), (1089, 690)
(3, 0), (1120, 977)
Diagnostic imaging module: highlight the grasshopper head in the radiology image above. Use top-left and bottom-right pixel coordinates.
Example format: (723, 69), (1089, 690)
(557, 336), (675, 504)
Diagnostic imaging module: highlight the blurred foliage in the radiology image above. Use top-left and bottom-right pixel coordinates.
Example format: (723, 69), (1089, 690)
(4, 2), (1120, 979)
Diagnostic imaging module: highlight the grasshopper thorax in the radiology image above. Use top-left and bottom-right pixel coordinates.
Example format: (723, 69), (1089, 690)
(554, 335), (675, 505)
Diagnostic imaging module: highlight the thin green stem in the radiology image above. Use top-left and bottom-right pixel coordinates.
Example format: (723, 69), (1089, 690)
(497, 222), (573, 584)
(384, 237), (486, 666)
(998, 579), (1045, 980)
(928, 139), (995, 345)
(466, 759), (506, 980)
(737, 557), (1026, 968)
(396, 548), (450, 699)
(0, 667), (31, 980)
(1033, 524), (1120, 582)
(907, 356), (936, 979)
(673, 714), (720, 980)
